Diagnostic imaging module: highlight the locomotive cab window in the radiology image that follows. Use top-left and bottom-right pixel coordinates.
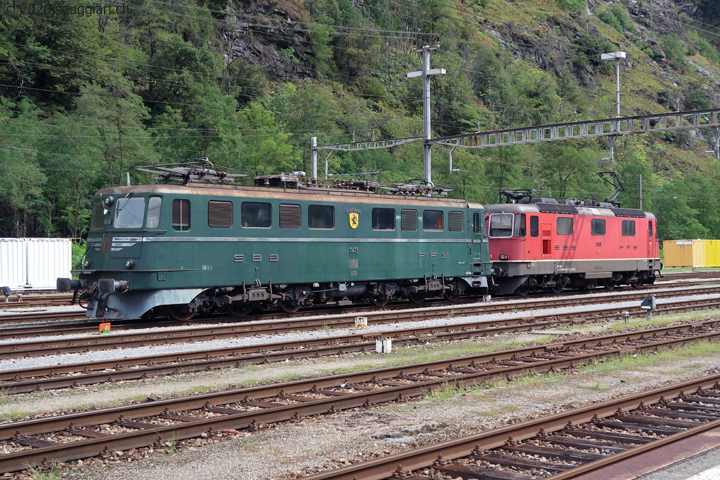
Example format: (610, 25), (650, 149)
(557, 217), (573, 235)
(309, 205), (334, 229)
(448, 211), (463, 232)
(172, 199), (191, 231)
(514, 213), (526, 237)
(401, 209), (417, 231)
(622, 220), (636, 236)
(488, 214), (513, 237)
(423, 210), (443, 231)
(146, 197), (162, 229)
(530, 215), (539, 237)
(372, 208), (395, 230)
(90, 198), (105, 230)
(241, 202), (271, 228)
(208, 200), (233, 228)
(473, 213), (481, 234)
(591, 218), (606, 236)
(114, 196), (146, 229)
(279, 204), (301, 229)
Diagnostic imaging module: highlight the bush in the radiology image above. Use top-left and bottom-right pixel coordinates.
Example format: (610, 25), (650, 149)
(662, 34), (689, 73)
(556, 0), (585, 14)
(597, 8), (623, 33)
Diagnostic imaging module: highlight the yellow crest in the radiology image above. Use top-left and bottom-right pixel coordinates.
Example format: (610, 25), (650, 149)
(349, 212), (359, 229)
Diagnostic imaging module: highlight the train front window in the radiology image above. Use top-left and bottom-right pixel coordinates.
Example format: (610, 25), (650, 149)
(90, 198), (105, 230)
(489, 214), (513, 237)
(114, 196), (146, 229)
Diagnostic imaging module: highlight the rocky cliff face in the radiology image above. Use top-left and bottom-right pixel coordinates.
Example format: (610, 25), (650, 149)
(223, 1), (316, 79)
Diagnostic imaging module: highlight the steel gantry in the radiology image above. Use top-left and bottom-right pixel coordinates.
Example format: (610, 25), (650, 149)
(428, 109), (720, 156)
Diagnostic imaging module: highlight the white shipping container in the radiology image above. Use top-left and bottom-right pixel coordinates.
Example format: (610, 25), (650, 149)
(0, 238), (72, 290)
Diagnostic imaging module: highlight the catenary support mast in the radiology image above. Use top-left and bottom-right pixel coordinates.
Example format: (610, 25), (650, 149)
(407, 45), (445, 188)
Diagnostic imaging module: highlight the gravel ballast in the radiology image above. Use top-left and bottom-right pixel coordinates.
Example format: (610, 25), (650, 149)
(2, 286), (720, 479)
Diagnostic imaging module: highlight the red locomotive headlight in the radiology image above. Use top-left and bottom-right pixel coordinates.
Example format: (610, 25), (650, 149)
(499, 254), (509, 260)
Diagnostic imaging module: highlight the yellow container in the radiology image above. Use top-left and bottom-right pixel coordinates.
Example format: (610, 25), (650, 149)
(705, 240), (720, 267)
(663, 239), (708, 267)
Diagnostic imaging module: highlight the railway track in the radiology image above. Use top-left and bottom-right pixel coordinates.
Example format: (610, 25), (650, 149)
(298, 373), (720, 480)
(3, 296), (720, 394)
(3, 284), (720, 351)
(0, 293), (72, 309)
(0, 273), (716, 327)
(1, 318), (720, 474)
(2, 283), (720, 345)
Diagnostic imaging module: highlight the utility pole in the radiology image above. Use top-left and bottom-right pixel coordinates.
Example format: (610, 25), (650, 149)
(407, 45), (445, 188)
(601, 51), (626, 163)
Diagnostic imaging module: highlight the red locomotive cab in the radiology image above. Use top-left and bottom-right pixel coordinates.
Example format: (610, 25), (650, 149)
(486, 210), (538, 262)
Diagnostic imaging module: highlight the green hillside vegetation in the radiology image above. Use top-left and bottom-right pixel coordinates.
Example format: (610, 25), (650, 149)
(0, 0), (719, 243)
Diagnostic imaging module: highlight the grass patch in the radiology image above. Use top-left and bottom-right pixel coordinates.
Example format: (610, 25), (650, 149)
(581, 340), (720, 376)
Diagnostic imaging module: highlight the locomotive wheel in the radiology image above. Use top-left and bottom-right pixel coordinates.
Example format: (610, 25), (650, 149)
(515, 283), (531, 296)
(551, 283), (563, 294)
(227, 301), (253, 317)
(444, 288), (461, 302)
(602, 279), (616, 290)
(407, 290), (426, 304)
(167, 305), (196, 321)
(630, 280), (641, 289)
(369, 295), (390, 307)
(279, 299), (302, 313)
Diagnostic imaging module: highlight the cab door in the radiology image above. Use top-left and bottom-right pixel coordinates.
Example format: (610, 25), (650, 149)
(470, 209), (491, 276)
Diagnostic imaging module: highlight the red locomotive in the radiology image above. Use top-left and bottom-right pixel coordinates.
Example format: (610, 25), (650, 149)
(485, 189), (662, 295)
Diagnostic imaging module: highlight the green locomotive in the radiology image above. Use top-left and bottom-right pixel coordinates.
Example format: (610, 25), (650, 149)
(58, 160), (491, 320)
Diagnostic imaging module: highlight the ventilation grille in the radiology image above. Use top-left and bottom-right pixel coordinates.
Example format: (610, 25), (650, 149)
(208, 201), (233, 228)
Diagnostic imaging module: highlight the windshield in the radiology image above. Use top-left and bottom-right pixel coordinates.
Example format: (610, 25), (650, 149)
(114, 196), (146, 229)
(489, 213), (513, 237)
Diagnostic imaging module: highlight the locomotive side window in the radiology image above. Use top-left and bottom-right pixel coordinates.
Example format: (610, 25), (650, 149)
(591, 218), (606, 235)
(448, 211), (463, 232)
(530, 215), (539, 237)
(622, 220), (636, 236)
(208, 200), (233, 228)
(648, 220), (653, 237)
(473, 213), (480, 234)
(90, 198), (105, 230)
(309, 205), (334, 229)
(279, 204), (301, 229)
(401, 209), (417, 231)
(146, 197), (162, 229)
(372, 208), (395, 230)
(241, 202), (271, 228)
(488, 214), (513, 237)
(114, 196), (146, 229)
(172, 199), (191, 231)
(423, 210), (443, 231)
(557, 217), (573, 235)
(514, 213), (526, 237)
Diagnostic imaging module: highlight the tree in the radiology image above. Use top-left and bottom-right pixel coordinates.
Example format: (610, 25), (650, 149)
(0, 99), (47, 236)
(74, 80), (153, 186)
